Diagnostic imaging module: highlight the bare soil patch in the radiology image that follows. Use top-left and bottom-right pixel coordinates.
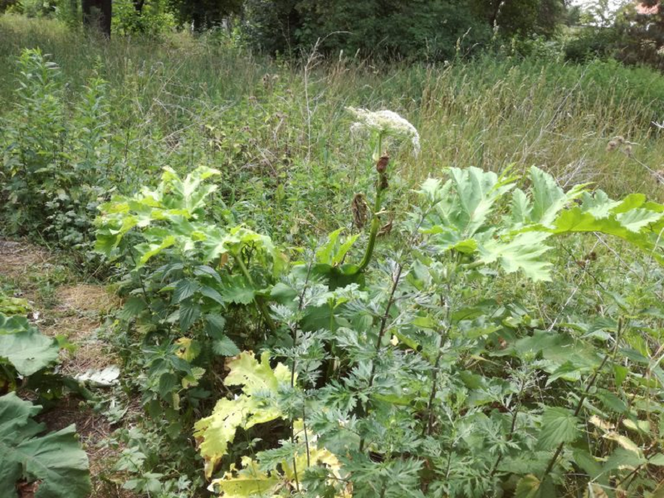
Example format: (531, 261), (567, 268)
(1, 239), (134, 498)
(0, 239), (51, 279)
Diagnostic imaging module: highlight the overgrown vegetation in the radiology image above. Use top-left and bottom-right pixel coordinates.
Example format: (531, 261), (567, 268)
(2, 9), (664, 498)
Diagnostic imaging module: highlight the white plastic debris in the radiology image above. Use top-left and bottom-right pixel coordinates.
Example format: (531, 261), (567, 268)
(74, 365), (120, 387)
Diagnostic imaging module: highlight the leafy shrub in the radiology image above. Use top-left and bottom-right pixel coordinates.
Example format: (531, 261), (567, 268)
(95, 108), (664, 495)
(1, 0), (55, 17)
(0, 49), (115, 254)
(112, 0), (176, 37)
(200, 163), (662, 497)
(95, 166), (286, 443)
(168, 0), (243, 30)
(563, 26), (622, 63)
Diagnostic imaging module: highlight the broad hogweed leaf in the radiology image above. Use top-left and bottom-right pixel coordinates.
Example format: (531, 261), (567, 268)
(208, 456), (280, 497)
(0, 393), (91, 498)
(194, 352), (290, 478)
(479, 231), (552, 281)
(209, 421), (349, 498)
(420, 166), (664, 281)
(0, 313), (59, 376)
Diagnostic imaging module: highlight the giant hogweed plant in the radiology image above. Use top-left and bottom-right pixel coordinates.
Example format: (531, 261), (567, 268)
(97, 109), (664, 496)
(196, 124), (664, 495)
(200, 169), (664, 496)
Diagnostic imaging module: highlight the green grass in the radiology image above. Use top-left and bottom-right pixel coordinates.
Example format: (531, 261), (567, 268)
(1, 14), (663, 209)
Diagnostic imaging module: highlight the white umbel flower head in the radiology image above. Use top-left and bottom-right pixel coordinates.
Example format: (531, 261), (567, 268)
(347, 106), (420, 156)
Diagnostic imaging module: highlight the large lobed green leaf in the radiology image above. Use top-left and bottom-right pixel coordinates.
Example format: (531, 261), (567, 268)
(537, 407), (579, 450)
(0, 314), (59, 376)
(0, 392), (91, 498)
(194, 351), (291, 479)
(421, 166), (664, 281)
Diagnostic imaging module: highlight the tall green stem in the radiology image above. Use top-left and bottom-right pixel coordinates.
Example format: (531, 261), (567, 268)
(354, 132), (386, 275)
(356, 189), (384, 273)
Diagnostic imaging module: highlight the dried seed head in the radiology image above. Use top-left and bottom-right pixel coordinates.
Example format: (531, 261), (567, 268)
(351, 193), (369, 229)
(377, 220), (393, 237)
(624, 144), (633, 157)
(379, 174), (389, 190)
(614, 136), (625, 144)
(606, 140), (618, 152)
(376, 154), (389, 173)
(654, 170), (664, 184)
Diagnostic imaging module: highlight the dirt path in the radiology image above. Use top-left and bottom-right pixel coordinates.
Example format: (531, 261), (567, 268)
(0, 239), (134, 498)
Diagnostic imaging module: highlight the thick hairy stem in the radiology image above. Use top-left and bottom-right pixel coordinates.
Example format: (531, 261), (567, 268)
(356, 187), (384, 273)
(233, 254), (276, 332)
(353, 133), (386, 275)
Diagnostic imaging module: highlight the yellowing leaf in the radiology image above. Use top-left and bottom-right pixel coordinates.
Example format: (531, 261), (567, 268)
(175, 337), (201, 362)
(194, 352), (290, 479)
(585, 483), (609, 498)
(604, 432), (642, 456)
(515, 474), (541, 498)
(196, 398), (252, 479)
(589, 415), (614, 432)
(209, 456), (281, 497)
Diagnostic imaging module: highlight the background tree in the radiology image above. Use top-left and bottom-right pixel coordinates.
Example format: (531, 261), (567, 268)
(168, 0), (244, 29)
(243, 0), (492, 60)
(617, 0), (664, 69)
(82, 0), (111, 36)
(472, 0), (566, 38)
(536, 0), (567, 36)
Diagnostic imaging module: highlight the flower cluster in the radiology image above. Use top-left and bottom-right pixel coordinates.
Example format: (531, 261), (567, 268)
(346, 107), (420, 156)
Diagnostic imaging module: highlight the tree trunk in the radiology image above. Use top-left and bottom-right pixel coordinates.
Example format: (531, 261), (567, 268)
(491, 0), (506, 32)
(133, 0), (145, 14)
(82, 0), (112, 38)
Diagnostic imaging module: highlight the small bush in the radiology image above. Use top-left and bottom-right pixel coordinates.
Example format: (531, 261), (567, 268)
(0, 49), (114, 253)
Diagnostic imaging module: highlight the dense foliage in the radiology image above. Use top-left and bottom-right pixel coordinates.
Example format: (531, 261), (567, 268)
(618, 0), (664, 69)
(5, 0), (664, 70)
(91, 128), (664, 495)
(2, 15), (664, 496)
(243, 0), (493, 60)
(0, 49), (113, 254)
